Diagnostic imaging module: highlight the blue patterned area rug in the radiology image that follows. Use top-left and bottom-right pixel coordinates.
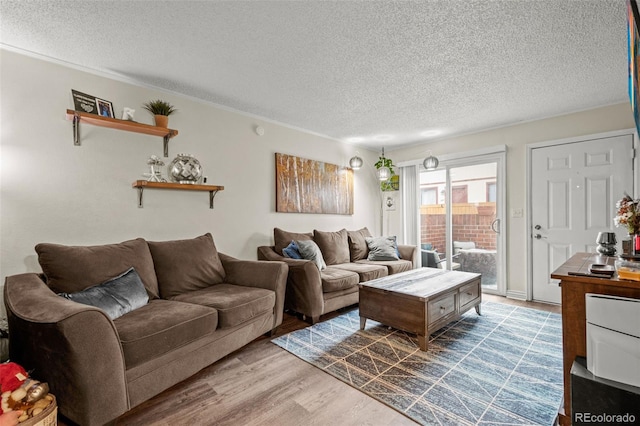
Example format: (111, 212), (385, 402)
(272, 302), (563, 425)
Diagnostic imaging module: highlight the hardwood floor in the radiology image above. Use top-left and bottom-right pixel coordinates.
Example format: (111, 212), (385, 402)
(59, 295), (560, 426)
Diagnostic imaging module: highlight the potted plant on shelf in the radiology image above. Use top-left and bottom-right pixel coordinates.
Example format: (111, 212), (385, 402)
(142, 99), (177, 128)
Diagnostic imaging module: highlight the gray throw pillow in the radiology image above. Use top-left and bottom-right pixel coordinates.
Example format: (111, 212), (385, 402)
(365, 236), (400, 261)
(296, 239), (327, 270)
(58, 267), (149, 320)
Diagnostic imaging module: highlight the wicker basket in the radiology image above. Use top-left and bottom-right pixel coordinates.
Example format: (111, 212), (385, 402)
(20, 394), (57, 426)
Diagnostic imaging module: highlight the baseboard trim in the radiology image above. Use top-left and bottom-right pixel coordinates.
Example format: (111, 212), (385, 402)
(506, 290), (527, 300)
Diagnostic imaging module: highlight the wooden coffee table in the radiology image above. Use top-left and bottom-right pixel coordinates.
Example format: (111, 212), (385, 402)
(359, 268), (482, 351)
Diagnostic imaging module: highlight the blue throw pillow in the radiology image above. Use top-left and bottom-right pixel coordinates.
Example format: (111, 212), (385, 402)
(58, 267), (149, 320)
(283, 240), (302, 259)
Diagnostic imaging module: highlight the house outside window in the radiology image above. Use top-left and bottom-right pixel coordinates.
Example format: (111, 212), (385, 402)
(421, 187), (437, 205)
(452, 185), (468, 203)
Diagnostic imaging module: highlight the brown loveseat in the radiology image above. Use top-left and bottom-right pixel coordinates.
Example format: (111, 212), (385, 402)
(257, 228), (417, 323)
(4, 233), (287, 426)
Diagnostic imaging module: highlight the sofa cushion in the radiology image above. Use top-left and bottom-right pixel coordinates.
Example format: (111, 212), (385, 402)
(113, 299), (218, 368)
(356, 259), (413, 275)
(331, 262), (388, 282)
(58, 267), (149, 320)
(323, 284), (359, 301)
(35, 238), (160, 299)
(296, 240), (327, 270)
(147, 233), (226, 299)
(347, 227), (372, 261)
(320, 267), (359, 293)
(313, 229), (350, 265)
(454, 241), (476, 254)
(365, 236), (400, 261)
(274, 228), (312, 256)
(170, 284), (275, 329)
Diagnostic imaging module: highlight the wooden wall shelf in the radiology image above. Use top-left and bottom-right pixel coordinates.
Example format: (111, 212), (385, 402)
(66, 110), (178, 157)
(132, 180), (224, 209)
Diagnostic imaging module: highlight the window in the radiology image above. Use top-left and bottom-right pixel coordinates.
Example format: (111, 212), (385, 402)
(421, 187), (437, 205)
(452, 185), (468, 203)
(487, 182), (496, 202)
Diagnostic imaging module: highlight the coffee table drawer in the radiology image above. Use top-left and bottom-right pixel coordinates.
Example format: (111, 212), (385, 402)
(459, 279), (481, 310)
(428, 292), (456, 325)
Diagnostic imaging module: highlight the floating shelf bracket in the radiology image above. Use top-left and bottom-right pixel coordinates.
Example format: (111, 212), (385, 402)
(72, 113), (80, 146)
(137, 187), (145, 208)
(163, 135), (170, 157)
(209, 189), (219, 209)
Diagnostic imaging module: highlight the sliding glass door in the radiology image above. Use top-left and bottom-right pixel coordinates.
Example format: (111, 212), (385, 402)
(419, 156), (504, 294)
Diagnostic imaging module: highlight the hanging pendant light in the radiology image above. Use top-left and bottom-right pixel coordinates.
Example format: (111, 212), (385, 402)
(377, 165), (391, 181)
(349, 152), (363, 170)
(376, 147), (391, 180)
(423, 152), (439, 170)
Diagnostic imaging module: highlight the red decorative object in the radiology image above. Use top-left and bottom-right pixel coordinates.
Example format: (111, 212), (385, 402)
(0, 363), (28, 394)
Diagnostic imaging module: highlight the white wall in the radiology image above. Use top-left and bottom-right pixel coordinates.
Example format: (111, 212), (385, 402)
(0, 50), (382, 316)
(387, 103), (636, 298)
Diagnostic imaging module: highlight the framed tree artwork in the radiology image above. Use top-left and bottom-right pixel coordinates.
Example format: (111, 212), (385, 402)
(275, 153), (354, 215)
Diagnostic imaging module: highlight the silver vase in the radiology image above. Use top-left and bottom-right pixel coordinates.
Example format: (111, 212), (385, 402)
(168, 153), (202, 184)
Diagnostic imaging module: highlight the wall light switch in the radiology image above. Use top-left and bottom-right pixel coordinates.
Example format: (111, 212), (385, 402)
(511, 208), (524, 218)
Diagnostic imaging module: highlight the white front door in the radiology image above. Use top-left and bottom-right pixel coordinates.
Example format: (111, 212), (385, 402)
(531, 134), (634, 304)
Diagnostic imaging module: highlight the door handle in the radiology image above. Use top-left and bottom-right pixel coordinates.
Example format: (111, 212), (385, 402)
(491, 218), (500, 233)
(534, 234), (547, 240)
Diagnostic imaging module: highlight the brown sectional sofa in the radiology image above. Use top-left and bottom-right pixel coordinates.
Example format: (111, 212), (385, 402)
(257, 227), (417, 323)
(4, 233), (288, 426)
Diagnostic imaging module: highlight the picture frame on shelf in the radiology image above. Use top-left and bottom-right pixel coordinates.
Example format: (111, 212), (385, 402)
(71, 89), (98, 114)
(96, 98), (115, 118)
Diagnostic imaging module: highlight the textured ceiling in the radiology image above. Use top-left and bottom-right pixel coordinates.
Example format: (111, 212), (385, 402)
(0, 0), (629, 150)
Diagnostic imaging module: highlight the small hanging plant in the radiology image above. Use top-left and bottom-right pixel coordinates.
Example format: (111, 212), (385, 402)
(142, 99), (177, 116)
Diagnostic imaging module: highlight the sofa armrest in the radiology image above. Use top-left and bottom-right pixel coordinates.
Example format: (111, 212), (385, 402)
(257, 245), (284, 261)
(219, 253), (288, 328)
(257, 245), (317, 269)
(4, 273), (128, 426)
(398, 244), (418, 268)
(257, 246), (324, 319)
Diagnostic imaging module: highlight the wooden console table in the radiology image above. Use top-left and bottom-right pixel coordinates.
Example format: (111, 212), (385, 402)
(551, 253), (640, 425)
